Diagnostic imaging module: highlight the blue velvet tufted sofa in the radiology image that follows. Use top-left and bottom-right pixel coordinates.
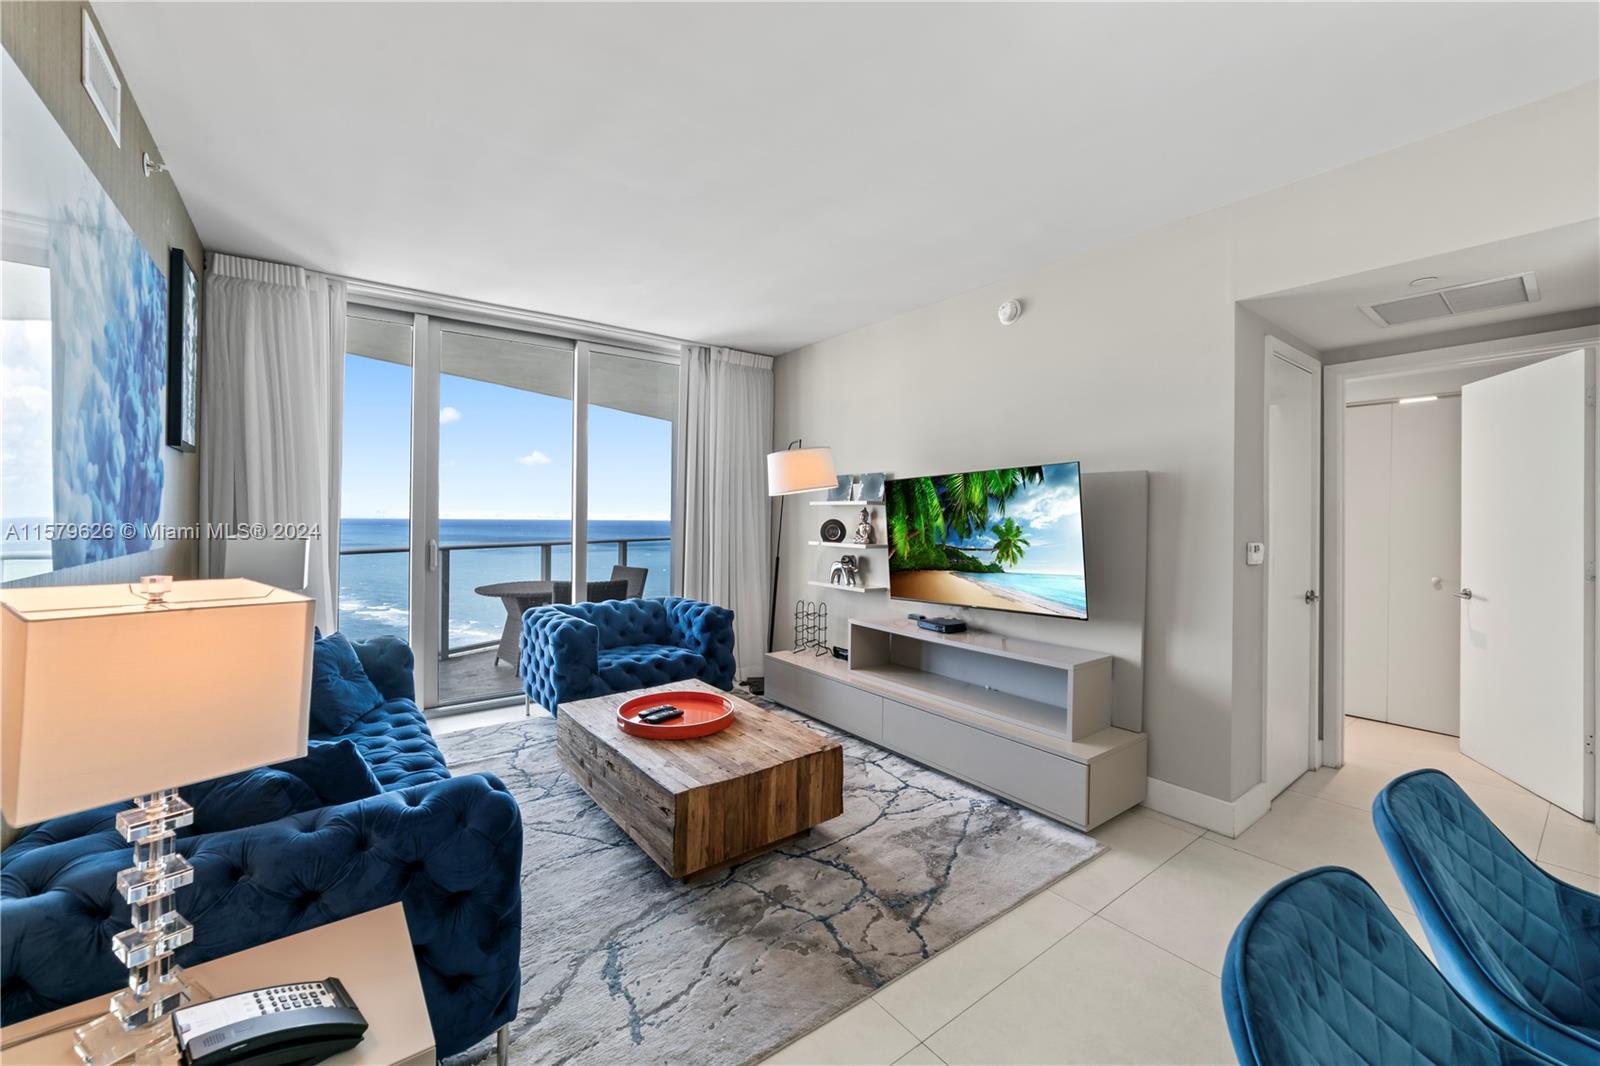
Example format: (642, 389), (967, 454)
(0, 637), (521, 1058)
(520, 596), (736, 714)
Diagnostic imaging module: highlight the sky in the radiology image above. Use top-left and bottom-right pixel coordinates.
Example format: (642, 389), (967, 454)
(340, 353), (672, 521)
(944, 461), (1085, 576)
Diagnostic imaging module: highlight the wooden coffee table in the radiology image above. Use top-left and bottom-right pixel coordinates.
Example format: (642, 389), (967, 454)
(557, 680), (844, 879)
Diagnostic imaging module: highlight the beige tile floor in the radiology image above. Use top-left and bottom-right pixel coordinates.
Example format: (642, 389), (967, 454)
(433, 707), (1598, 1065)
(758, 716), (1599, 1066)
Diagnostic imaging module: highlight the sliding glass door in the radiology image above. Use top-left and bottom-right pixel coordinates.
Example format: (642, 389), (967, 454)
(431, 321), (575, 706)
(586, 347), (679, 598)
(337, 299), (681, 713)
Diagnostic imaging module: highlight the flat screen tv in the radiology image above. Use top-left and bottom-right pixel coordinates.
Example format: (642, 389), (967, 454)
(886, 461), (1087, 619)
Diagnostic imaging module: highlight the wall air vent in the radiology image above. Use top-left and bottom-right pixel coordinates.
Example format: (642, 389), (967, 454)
(81, 11), (121, 146)
(1360, 272), (1540, 328)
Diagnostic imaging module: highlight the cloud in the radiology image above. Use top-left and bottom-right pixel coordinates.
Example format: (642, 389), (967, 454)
(516, 450), (552, 466)
(1009, 486), (1080, 528)
(439, 406), (461, 425)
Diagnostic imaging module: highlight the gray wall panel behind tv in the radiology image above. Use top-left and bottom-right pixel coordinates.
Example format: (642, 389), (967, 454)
(1076, 470), (1148, 733)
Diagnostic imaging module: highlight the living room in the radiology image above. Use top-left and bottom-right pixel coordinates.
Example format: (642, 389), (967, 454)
(2, 4), (1598, 1065)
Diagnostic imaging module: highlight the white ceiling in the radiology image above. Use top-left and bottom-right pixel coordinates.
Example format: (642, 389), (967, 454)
(1242, 221), (1600, 353)
(95, 2), (1600, 355)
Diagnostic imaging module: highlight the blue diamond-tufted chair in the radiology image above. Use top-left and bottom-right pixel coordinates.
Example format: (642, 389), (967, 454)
(519, 595), (736, 715)
(0, 637), (521, 1059)
(1375, 769), (1600, 1065)
(1222, 866), (1557, 1066)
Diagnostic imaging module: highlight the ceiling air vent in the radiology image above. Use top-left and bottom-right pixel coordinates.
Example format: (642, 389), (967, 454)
(81, 11), (121, 146)
(1361, 272), (1540, 328)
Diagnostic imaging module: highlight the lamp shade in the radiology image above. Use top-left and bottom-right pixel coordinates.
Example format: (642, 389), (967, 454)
(767, 447), (837, 496)
(1, 578), (315, 824)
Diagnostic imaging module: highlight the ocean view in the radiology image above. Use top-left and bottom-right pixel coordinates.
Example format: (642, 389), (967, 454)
(339, 517), (672, 646)
(960, 571), (1087, 617)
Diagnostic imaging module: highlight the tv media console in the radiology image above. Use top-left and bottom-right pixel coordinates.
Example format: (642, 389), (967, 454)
(764, 618), (1147, 830)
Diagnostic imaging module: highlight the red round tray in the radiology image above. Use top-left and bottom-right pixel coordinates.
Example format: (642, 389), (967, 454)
(616, 690), (735, 740)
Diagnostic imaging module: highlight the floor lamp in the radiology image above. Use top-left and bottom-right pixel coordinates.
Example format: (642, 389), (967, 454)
(761, 441), (837, 692)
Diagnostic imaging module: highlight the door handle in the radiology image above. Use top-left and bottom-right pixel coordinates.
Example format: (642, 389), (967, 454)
(1304, 589), (1320, 604)
(427, 538), (439, 572)
(1452, 586), (1473, 600)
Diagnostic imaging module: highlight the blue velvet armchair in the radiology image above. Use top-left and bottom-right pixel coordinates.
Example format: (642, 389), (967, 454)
(0, 637), (522, 1059)
(519, 596), (736, 714)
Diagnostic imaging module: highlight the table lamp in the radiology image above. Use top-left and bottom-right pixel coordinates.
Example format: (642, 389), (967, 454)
(1, 577), (315, 1065)
(763, 442), (837, 676)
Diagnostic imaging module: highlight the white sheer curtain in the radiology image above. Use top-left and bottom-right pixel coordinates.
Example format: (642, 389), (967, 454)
(200, 254), (345, 632)
(680, 345), (774, 679)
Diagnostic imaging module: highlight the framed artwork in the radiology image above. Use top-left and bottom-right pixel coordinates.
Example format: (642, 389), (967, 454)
(2, 53), (166, 571)
(166, 247), (199, 450)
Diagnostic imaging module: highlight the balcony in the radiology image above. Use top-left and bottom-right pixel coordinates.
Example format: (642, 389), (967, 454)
(339, 535), (669, 707)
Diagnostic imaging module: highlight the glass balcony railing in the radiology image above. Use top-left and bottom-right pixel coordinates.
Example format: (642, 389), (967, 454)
(339, 535), (670, 658)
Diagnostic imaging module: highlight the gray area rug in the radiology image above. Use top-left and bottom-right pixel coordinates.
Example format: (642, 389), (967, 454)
(441, 694), (1103, 1066)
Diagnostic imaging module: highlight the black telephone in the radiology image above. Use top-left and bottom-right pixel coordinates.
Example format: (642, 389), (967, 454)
(171, 977), (367, 1066)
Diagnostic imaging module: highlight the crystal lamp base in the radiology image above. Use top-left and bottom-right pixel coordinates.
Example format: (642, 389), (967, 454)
(72, 786), (206, 1065)
(72, 970), (207, 1066)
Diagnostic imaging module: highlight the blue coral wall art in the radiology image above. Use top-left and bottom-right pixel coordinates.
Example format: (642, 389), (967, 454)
(2, 53), (166, 570)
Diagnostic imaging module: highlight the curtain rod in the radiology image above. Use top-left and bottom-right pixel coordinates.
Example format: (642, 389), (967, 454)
(199, 249), (696, 357)
(337, 273), (695, 357)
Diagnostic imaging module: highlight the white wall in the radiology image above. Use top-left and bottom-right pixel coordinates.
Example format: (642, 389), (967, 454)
(774, 82), (1600, 806)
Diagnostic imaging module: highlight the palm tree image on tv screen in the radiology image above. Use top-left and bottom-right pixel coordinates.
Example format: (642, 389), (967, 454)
(885, 462), (1088, 619)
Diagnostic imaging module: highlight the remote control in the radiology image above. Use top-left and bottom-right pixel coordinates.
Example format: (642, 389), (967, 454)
(640, 706), (684, 723)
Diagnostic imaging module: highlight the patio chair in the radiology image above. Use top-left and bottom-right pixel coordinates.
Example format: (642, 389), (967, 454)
(610, 565), (648, 598)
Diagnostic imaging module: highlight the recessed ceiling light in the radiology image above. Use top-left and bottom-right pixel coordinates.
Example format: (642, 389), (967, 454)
(1408, 276), (1440, 288)
(1398, 395), (1439, 404)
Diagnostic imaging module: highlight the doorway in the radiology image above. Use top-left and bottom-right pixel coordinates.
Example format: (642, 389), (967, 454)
(1323, 327), (1598, 820)
(1264, 337), (1322, 798)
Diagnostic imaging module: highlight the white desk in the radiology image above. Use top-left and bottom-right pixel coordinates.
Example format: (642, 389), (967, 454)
(0, 904), (433, 1066)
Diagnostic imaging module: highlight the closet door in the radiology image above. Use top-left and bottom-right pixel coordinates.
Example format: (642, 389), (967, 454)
(1386, 396), (1461, 736)
(1343, 404), (1392, 722)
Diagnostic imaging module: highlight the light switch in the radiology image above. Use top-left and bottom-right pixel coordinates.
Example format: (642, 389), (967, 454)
(1245, 542), (1265, 566)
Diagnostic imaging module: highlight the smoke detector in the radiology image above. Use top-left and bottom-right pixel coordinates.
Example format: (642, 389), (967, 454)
(1360, 272), (1540, 328)
(997, 299), (1023, 326)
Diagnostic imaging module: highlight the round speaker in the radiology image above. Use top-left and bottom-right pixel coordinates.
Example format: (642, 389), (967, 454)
(819, 518), (847, 543)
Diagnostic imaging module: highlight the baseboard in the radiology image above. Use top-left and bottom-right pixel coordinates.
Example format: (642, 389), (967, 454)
(1143, 778), (1270, 838)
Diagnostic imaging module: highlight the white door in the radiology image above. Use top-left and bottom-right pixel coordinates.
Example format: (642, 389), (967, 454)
(1387, 396), (1462, 736)
(1265, 342), (1321, 798)
(1343, 403), (1393, 722)
(1459, 348), (1594, 818)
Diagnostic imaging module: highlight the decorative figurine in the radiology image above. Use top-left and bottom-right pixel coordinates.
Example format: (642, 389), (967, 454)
(851, 507), (875, 545)
(829, 555), (860, 587)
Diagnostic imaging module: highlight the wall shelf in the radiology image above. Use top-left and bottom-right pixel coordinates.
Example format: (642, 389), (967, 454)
(808, 500), (885, 506)
(806, 580), (883, 594)
(806, 541), (887, 548)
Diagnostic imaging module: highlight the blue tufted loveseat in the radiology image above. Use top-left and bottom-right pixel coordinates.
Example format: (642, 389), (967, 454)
(0, 637), (522, 1058)
(520, 596), (736, 714)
